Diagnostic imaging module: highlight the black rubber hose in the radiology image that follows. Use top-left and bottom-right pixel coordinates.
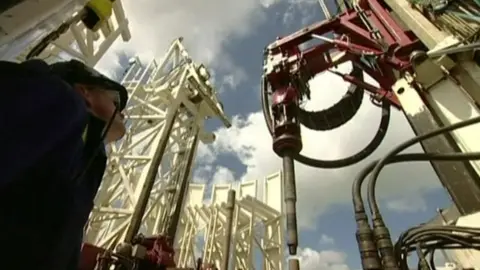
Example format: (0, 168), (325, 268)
(395, 226), (480, 269)
(26, 11), (85, 60)
(261, 63), (390, 168)
(363, 117), (480, 270)
(26, 22), (72, 60)
(397, 225), (480, 250)
(298, 64), (364, 131)
(367, 116), (480, 219)
(351, 151), (480, 270)
(352, 151), (480, 214)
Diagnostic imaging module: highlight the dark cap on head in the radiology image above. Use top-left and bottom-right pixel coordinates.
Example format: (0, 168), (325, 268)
(49, 59), (128, 110)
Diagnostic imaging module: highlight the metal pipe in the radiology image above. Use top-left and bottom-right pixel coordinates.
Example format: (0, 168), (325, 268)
(318, 0), (331, 19)
(289, 258), (300, 270)
(165, 133), (200, 240)
(221, 189), (236, 270)
(427, 42), (480, 58)
(283, 153), (298, 255)
(124, 110), (179, 242)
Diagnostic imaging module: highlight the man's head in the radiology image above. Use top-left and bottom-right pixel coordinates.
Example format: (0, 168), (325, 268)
(50, 60), (128, 142)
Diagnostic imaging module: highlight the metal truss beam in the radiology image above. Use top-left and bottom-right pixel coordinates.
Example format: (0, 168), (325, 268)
(0, 0), (131, 66)
(174, 172), (285, 269)
(84, 38), (231, 249)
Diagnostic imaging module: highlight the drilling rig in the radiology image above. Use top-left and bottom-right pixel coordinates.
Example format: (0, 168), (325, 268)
(1, 1), (232, 269)
(263, 0), (480, 269)
(80, 38), (232, 270)
(5, 0), (480, 269)
(0, 0), (131, 64)
(2, 0), (286, 269)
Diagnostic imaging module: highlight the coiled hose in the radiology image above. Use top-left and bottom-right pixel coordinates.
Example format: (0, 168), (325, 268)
(297, 64), (365, 131)
(261, 62), (391, 168)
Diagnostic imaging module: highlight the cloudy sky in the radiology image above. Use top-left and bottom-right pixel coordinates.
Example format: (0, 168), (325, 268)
(95, 0), (454, 268)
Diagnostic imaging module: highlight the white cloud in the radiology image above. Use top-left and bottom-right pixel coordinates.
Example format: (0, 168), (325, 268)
(205, 63), (442, 229)
(282, 0), (319, 26)
(197, 143), (216, 165)
(386, 196), (428, 213)
(193, 165), (213, 184)
(96, 0), (310, 89)
(319, 234), (335, 245)
(294, 247), (350, 270)
(211, 166), (236, 184)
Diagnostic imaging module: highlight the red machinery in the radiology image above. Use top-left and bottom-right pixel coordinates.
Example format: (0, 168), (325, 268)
(261, 0), (426, 266)
(80, 234), (214, 269)
(80, 235), (176, 270)
(79, 1), (431, 269)
(264, 0), (424, 110)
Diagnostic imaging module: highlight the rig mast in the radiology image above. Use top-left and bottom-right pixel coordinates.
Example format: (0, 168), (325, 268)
(84, 37), (231, 247)
(1, 1), (286, 268)
(8, 0), (480, 269)
(0, 0), (131, 65)
(174, 173), (285, 269)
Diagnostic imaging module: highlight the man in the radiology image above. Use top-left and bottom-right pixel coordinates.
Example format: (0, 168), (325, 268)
(0, 59), (128, 269)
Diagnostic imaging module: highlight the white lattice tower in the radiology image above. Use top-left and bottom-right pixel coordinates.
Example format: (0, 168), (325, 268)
(175, 172), (285, 269)
(0, 0), (130, 66)
(83, 38), (231, 249)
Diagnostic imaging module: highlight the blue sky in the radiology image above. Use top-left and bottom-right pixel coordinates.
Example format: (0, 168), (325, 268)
(95, 0), (455, 268)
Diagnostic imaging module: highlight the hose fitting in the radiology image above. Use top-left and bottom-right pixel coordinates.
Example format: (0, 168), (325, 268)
(372, 218), (399, 270)
(355, 212), (382, 270)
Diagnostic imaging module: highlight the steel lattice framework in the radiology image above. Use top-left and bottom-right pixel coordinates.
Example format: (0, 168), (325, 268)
(84, 38), (231, 250)
(174, 173), (285, 269)
(0, 0), (131, 65)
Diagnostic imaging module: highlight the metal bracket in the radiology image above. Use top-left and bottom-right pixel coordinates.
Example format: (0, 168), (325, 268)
(412, 52), (456, 90)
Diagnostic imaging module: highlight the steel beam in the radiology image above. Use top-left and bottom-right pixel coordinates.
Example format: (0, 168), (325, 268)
(393, 76), (480, 215)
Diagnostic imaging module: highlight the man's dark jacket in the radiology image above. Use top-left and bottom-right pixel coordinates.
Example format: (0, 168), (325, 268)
(0, 60), (107, 269)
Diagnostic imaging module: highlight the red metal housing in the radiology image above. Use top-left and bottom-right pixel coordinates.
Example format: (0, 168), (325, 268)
(80, 243), (105, 270)
(265, 0), (426, 108)
(79, 235), (176, 270)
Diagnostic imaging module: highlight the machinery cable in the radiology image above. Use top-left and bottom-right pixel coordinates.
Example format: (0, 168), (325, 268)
(26, 12), (84, 60)
(394, 224), (480, 270)
(367, 115), (480, 219)
(26, 0), (116, 60)
(261, 71), (391, 168)
(351, 151), (480, 270)
(359, 116), (480, 270)
(352, 151), (480, 214)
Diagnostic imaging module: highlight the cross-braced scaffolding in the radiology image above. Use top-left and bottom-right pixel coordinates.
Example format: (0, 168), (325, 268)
(84, 38), (231, 249)
(175, 172), (285, 269)
(0, 0), (131, 66)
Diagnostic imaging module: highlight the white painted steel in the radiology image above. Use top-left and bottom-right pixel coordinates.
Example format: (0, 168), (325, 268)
(174, 172), (285, 269)
(0, 0), (131, 66)
(84, 38), (231, 250)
